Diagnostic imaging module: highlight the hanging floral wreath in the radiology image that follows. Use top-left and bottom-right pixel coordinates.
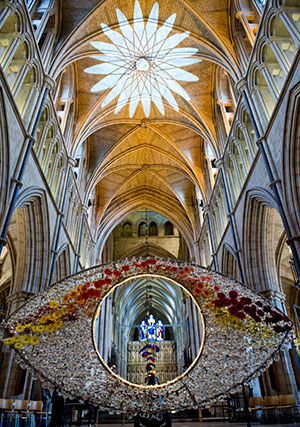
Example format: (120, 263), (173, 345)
(0, 257), (293, 415)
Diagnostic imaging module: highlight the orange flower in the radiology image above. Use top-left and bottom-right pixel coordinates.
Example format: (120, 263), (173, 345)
(203, 289), (210, 298)
(62, 294), (70, 303)
(68, 303), (75, 311)
(70, 290), (77, 298)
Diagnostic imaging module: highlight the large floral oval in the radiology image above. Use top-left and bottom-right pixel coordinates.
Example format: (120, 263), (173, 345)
(1, 257), (293, 414)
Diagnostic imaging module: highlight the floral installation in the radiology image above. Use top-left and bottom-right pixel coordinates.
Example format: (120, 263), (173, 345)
(2, 258), (291, 350)
(140, 344), (160, 378)
(0, 257), (293, 415)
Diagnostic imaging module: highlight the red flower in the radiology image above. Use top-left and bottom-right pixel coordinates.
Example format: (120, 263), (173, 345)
(197, 282), (204, 289)
(217, 292), (226, 300)
(122, 265), (130, 272)
(104, 269), (112, 275)
(240, 297), (252, 305)
(94, 279), (105, 288)
(236, 311), (246, 320)
(148, 259), (157, 265)
(257, 309), (264, 317)
(203, 289), (210, 297)
(94, 290), (101, 298)
(184, 266), (190, 273)
(213, 285), (220, 292)
(228, 306), (238, 316)
(140, 261), (147, 268)
(87, 288), (95, 297)
(172, 267), (178, 271)
(236, 302), (244, 311)
(113, 270), (122, 277)
(200, 276), (212, 281)
(229, 290), (238, 299)
(81, 292), (89, 300)
(195, 288), (202, 295)
(212, 299), (224, 308)
(105, 278), (112, 285)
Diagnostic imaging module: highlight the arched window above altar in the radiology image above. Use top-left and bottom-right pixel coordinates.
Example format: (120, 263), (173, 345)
(139, 315), (164, 342)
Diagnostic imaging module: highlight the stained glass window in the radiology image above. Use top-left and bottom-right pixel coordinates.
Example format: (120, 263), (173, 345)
(139, 315), (164, 341)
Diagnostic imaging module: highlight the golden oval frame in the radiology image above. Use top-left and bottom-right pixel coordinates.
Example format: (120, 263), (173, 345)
(92, 273), (206, 389)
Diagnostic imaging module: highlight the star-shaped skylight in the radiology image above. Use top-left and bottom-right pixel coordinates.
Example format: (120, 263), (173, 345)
(84, 0), (201, 117)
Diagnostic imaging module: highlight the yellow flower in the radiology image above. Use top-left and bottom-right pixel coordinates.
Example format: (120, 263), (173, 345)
(54, 320), (63, 329)
(39, 315), (48, 324)
(21, 335), (31, 344)
(15, 324), (25, 333)
(31, 325), (38, 333)
(36, 325), (45, 333)
(48, 326), (56, 333)
(45, 324), (53, 332)
(49, 301), (59, 309)
(52, 311), (62, 319)
(3, 337), (14, 346)
(30, 336), (40, 345)
(62, 294), (70, 303)
(61, 306), (69, 315)
(24, 323), (32, 329)
(14, 342), (23, 350)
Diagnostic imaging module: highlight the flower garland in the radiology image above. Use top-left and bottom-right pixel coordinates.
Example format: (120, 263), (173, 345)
(0, 257), (294, 415)
(140, 344), (160, 379)
(2, 258), (291, 351)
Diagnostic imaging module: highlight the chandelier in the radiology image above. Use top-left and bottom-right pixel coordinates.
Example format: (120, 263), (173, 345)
(1, 257), (293, 415)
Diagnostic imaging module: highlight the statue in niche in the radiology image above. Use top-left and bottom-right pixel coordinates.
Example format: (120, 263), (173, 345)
(147, 315), (156, 341)
(140, 320), (147, 341)
(156, 320), (163, 341)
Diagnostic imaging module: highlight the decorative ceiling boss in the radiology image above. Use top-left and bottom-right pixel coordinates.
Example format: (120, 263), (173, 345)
(84, 0), (201, 117)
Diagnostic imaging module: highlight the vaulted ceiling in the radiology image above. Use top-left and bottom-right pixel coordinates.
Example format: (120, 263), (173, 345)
(52, 0), (241, 248)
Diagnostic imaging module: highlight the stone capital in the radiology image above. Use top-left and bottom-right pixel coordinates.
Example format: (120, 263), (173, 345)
(6, 291), (34, 313)
(260, 288), (286, 303)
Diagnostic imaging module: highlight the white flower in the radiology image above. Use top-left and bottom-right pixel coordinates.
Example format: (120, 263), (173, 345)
(84, 0), (201, 117)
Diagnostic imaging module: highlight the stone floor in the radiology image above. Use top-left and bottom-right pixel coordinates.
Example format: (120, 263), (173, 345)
(97, 422), (300, 426)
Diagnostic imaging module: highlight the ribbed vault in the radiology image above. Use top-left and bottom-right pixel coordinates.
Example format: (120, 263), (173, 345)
(49, 0), (243, 252)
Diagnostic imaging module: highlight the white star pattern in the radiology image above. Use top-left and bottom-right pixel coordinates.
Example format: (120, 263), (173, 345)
(84, 0), (201, 117)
